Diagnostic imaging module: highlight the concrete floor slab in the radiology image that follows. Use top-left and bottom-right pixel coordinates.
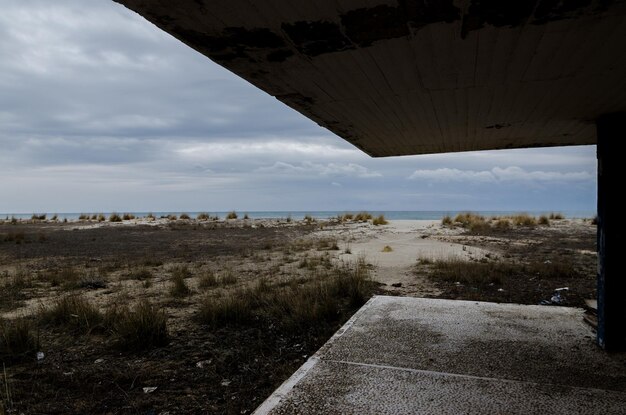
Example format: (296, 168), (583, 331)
(254, 296), (626, 414)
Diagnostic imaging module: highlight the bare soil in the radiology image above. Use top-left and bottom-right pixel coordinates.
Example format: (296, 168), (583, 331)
(0, 217), (597, 414)
(0, 219), (377, 415)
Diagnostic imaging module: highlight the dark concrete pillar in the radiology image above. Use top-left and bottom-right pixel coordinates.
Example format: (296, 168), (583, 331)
(596, 113), (626, 351)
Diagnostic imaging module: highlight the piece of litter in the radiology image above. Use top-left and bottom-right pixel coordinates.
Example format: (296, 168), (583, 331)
(221, 379), (231, 387)
(554, 287), (569, 292)
(94, 358), (104, 364)
(497, 288), (505, 292)
(143, 387), (158, 394)
(196, 359), (212, 369)
(36, 351), (45, 361)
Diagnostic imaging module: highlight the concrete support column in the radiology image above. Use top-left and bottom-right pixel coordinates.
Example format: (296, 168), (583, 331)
(596, 113), (626, 351)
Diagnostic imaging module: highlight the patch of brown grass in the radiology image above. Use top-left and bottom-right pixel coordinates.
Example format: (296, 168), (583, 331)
(196, 258), (372, 329)
(372, 215), (388, 226)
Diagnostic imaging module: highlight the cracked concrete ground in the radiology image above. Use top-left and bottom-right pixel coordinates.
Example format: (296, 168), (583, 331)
(254, 296), (626, 415)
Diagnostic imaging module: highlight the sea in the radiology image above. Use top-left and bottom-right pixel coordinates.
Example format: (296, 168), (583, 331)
(1, 210), (596, 221)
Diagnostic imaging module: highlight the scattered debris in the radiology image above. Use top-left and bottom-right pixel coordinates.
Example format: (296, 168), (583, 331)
(221, 379), (231, 387)
(540, 287), (568, 305)
(143, 387), (158, 394)
(94, 358), (104, 364)
(36, 351), (45, 362)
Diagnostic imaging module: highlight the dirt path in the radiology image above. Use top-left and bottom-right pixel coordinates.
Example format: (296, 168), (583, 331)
(313, 220), (494, 296)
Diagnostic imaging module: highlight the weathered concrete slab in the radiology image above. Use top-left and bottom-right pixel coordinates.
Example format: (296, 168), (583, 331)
(254, 296), (626, 414)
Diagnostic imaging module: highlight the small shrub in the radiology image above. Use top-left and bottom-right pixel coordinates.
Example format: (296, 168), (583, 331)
(226, 211), (238, 220)
(382, 245), (393, 252)
(31, 214), (46, 221)
(0, 317), (39, 364)
(243, 213), (250, 220)
(304, 214), (314, 224)
(197, 212), (210, 221)
(179, 213), (190, 220)
(342, 213), (354, 221)
(122, 213), (135, 220)
(97, 214), (105, 222)
(108, 301), (168, 351)
(78, 214), (89, 220)
(372, 215), (388, 226)
(167, 214), (178, 221)
(109, 213), (122, 222)
(549, 212), (564, 220)
(39, 296), (103, 333)
(538, 215), (550, 225)
(441, 215), (453, 226)
(51, 214), (58, 221)
(146, 212), (156, 220)
(591, 216), (598, 225)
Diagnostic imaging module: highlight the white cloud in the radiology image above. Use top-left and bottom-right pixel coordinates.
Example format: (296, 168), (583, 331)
(175, 140), (361, 161)
(256, 161), (381, 178)
(408, 166), (593, 183)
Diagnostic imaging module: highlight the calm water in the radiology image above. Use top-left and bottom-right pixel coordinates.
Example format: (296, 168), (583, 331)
(1, 210), (595, 221)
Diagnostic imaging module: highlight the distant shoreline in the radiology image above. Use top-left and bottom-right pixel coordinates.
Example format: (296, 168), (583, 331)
(0, 210), (596, 222)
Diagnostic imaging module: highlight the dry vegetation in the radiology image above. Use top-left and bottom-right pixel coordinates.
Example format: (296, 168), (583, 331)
(441, 212), (565, 234)
(0, 218), (377, 414)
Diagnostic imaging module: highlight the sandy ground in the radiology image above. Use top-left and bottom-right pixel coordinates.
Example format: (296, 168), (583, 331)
(312, 220), (492, 296)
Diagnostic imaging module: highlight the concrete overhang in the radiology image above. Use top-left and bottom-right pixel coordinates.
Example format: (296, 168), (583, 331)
(113, 0), (626, 157)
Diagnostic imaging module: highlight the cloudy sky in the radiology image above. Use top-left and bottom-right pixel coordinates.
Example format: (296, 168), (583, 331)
(0, 0), (596, 214)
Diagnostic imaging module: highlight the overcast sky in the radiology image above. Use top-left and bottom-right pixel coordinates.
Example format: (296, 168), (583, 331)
(0, 0), (597, 214)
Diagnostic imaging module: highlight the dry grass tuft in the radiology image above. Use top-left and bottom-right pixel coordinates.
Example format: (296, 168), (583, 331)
(549, 212), (564, 220)
(39, 296), (103, 334)
(170, 266), (192, 297)
(372, 215), (388, 226)
(0, 317), (39, 364)
(226, 211), (238, 220)
(538, 215), (550, 225)
(198, 271), (219, 288)
(109, 213), (122, 222)
(122, 213), (135, 221)
(179, 213), (190, 220)
(441, 215), (453, 226)
(107, 301), (168, 351)
(197, 212), (210, 221)
(354, 212), (373, 222)
(382, 245), (393, 252)
(510, 214), (536, 226)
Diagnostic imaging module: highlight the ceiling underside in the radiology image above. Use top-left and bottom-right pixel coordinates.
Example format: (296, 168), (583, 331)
(114, 0), (626, 157)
